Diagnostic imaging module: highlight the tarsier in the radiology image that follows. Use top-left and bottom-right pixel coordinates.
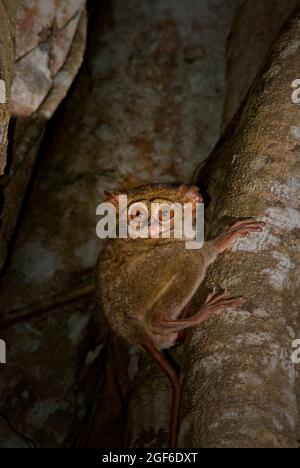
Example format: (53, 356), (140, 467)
(96, 183), (264, 448)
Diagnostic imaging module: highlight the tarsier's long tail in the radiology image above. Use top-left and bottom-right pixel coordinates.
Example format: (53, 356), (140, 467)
(142, 339), (181, 448)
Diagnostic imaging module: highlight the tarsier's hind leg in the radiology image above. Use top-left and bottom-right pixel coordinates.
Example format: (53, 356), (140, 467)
(142, 339), (181, 448)
(152, 289), (244, 331)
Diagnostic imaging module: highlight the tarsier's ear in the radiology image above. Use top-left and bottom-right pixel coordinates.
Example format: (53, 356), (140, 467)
(104, 191), (122, 207)
(179, 185), (203, 203)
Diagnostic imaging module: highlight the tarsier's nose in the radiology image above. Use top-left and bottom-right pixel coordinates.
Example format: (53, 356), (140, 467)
(148, 217), (161, 238)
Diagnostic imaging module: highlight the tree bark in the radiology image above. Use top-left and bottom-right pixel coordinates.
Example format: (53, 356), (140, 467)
(0, 0), (17, 174)
(180, 7), (300, 448)
(222, 0), (299, 130)
(125, 351), (171, 448)
(0, 1), (87, 271)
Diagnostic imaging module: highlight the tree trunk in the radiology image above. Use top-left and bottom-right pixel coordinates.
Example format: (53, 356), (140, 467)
(180, 7), (300, 448)
(0, 1), (87, 271)
(222, 0), (299, 130)
(0, 0), (17, 174)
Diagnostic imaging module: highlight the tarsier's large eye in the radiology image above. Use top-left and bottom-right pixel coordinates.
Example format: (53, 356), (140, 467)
(158, 205), (175, 224)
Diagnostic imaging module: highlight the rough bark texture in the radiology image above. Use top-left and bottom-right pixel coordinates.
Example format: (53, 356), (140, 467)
(125, 346), (183, 448)
(125, 351), (171, 448)
(0, 0), (236, 447)
(0, 2), (92, 448)
(0, 1), (87, 272)
(0, 0), (17, 174)
(180, 8), (300, 448)
(12, 0), (86, 117)
(221, 0), (300, 444)
(222, 0), (299, 130)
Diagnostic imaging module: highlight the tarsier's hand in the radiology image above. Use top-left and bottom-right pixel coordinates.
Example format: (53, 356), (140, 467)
(213, 219), (265, 254)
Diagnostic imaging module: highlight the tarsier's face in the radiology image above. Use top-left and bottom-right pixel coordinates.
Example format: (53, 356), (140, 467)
(128, 197), (178, 238)
(105, 184), (203, 240)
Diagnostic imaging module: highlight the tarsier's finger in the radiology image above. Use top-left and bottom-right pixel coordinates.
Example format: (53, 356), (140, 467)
(226, 218), (255, 231)
(236, 230), (261, 238)
(227, 221), (265, 233)
(238, 232), (251, 238)
(204, 286), (218, 303)
(209, 296), (245, 311)
(207, 290), (229, 305)
(205, 292), (215, 304)
(234, 226), (264, 237)
(205, 289), (229, 306)
(233, 224), (264, 233)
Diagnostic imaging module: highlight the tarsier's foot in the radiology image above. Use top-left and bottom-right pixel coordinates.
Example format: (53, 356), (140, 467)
(213, 219), (265, 254)
(197, 289), (245, 323)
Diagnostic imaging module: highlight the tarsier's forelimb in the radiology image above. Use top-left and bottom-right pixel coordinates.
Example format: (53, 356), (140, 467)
(213, 219), (265, 253)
